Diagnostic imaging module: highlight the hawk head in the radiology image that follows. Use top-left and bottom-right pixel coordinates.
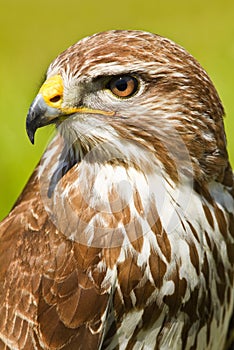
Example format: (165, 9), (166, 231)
(26, 30), (229, 185)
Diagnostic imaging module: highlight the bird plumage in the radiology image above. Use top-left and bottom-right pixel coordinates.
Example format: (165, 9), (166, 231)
(0, 30), (233, 349)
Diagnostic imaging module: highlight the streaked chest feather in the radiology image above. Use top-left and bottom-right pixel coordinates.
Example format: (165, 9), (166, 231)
(38, 136), (234, 349)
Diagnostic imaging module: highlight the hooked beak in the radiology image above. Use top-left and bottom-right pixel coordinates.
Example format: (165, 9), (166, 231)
(26, 93), (61, 144)
(26, 74), (114, 144)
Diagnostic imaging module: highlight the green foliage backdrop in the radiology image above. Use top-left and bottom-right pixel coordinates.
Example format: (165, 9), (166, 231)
(0, 0), (234, 220)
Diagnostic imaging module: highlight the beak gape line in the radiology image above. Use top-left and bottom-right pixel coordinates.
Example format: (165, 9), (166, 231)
(26, 74), (115, 144)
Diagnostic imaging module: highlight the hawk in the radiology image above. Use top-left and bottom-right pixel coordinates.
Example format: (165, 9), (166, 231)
(0, 30), (233, 350)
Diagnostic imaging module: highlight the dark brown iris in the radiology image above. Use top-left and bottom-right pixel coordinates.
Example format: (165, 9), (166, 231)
(107, 75), (138, 97)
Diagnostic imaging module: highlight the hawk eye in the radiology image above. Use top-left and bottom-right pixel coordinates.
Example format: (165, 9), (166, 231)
(107, 75), (138, 98)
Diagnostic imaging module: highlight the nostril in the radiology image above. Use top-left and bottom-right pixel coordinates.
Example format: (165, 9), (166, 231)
(50, 95), (61, 103)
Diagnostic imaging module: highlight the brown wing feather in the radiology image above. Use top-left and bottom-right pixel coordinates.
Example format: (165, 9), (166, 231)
(0, 168), (111, 350)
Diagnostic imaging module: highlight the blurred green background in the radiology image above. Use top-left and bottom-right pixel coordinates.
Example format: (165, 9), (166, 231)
(0, 0), (234, 220)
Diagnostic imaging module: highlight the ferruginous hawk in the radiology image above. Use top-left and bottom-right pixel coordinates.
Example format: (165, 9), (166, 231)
(0, 30), (234, 350)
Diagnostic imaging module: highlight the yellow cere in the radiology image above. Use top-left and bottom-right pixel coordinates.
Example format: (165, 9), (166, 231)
(40, 74), (115, 117)
(39, 74), (64, 108)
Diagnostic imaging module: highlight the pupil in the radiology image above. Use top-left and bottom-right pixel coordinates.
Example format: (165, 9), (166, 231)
(116, 78), (128, 91)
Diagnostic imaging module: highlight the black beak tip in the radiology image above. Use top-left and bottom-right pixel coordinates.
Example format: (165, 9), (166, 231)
(27, 129), (35, 144)
(26, 115), (36, 145)
(26, 94), (58, 144)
